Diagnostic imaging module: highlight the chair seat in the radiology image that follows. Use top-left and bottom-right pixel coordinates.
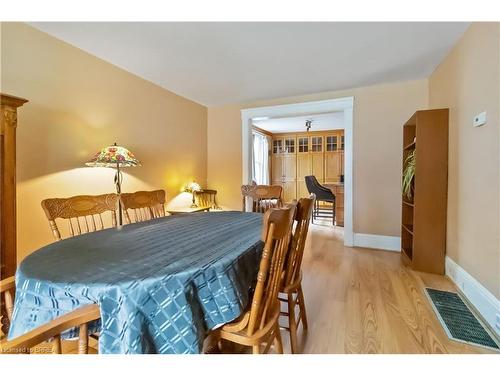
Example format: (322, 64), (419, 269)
(280, 271), (303, 294)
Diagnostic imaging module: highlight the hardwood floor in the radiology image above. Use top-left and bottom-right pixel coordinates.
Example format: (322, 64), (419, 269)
(280, 221), (496, 354)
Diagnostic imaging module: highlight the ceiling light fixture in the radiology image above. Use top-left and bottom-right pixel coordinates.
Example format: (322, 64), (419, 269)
(305, 120), (312, 132)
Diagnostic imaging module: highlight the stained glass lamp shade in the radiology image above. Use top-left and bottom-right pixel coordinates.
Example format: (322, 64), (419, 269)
(85, 143), (141, 225)
(85, 144), (141, 168)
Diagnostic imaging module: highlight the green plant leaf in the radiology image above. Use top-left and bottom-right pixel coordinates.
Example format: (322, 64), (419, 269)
(402, 149), (415, 200)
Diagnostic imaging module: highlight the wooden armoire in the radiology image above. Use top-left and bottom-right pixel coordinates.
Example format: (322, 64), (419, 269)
(1, 93), (28, 279)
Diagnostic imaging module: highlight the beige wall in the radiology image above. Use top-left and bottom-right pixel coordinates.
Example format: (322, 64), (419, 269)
(429, 23), (500, 298)
(208, 79), (429, 236)
(1, 23), (208, 261)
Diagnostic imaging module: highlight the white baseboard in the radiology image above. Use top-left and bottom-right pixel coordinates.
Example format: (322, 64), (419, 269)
(445, 256), (500, 336)
(353, 233), (401, 252)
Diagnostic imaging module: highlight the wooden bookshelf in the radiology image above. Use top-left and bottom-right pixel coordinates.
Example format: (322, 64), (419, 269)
(401, 109), (448, 274)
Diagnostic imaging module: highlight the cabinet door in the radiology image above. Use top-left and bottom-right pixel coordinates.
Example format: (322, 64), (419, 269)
(333, 185), (344, 226)
(326, 135), (338, 152)
(271, 155), (283, 182)
(325, 152), (341, 182)
(297, 137), (309, 153)
(297, 153), (311, 179)
(296, 153), (311, 198)
(284, 138), (296, 154)
(297, 180), (310, 199)
(310, 136), (323, 152)
(340, 150), (345, 176)
(272, 139), (283, 154)
(282, 154), (296, 181)
(282, 181), (297, 203)
(311, 153), (324, 182)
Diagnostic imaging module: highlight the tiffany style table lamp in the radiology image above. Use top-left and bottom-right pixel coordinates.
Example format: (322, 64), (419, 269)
(185, 181), (201, 208)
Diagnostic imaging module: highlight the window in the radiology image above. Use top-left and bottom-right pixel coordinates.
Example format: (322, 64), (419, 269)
(253, 132), (269, 185)
(311, 136), (322, 152)
(326, 136), (337, 151)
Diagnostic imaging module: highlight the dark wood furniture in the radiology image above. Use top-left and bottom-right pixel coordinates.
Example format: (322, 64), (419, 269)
(401, 109), (448, 274)
(1, 94), (27, 338)
(1, 94), (28, 279)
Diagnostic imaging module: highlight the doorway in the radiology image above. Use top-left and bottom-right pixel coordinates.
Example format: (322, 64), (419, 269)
(241, 97), (354, 246)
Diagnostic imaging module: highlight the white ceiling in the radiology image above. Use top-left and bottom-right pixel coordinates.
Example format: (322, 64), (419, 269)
(29, 22), (469, 106)
(254, 112), (344, 133)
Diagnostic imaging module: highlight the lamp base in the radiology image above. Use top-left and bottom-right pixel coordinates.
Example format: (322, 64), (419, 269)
(191, 193), (198, 208)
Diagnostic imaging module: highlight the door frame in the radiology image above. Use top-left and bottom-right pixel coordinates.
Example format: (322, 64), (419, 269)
(241, 97), (355, 246)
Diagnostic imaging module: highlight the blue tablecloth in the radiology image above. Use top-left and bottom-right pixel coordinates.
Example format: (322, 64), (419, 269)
(9, 211), (264, 354)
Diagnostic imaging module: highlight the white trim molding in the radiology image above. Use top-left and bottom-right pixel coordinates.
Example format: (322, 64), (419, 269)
(241, 97), (355, 247)
(353, 233), (401, 252)
(445, 256), (500, 336)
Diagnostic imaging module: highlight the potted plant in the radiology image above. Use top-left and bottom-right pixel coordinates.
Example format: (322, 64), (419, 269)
(402, 149), (415, 201)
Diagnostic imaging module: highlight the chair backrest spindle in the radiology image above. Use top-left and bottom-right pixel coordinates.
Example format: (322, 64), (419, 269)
(41, 194), (118, 241)
(194, 189), (221, 210)
(120, 190), (166, 224)
(241, 185), (283, 213)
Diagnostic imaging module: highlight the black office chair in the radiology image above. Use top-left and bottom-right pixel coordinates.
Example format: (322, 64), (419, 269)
(304, 175), (336, 225)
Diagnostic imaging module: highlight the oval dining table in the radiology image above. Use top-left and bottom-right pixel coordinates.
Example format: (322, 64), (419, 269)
(8, 211), (264, 354)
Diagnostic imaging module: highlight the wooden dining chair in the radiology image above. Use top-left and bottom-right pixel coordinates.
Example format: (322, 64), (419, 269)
(41, 193), (119, 241)
(120, 190), (166, 224)
(210, 203), (296, 354)
(194, 189), (221, 210)
(0, 277), (99, 354)
(241, 184), (283, 213)
(0, 277), (15, 342)
(279, 194), (315, 353)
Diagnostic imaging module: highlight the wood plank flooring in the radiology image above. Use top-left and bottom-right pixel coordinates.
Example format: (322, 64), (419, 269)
(280, 221), (496, 354)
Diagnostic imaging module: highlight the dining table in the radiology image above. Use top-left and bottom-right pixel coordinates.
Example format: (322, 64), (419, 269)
(8, 211), (264, 354)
